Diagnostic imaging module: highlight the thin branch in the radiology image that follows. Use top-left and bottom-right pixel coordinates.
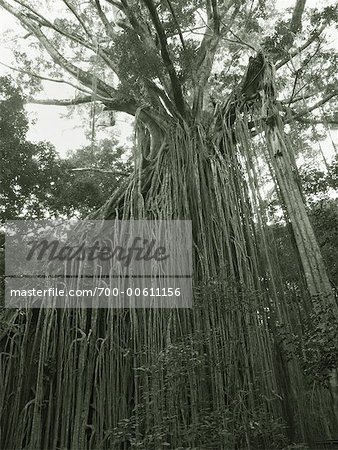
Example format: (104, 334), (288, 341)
(284, 91), (338, 129)
(0, 61), (93, 95)
(275, 23), (326, 70)
(93, 0), (116, 37)
(227, 30), (257, 52)
(105, 0), (123, 10)
(33, 28), (115, 96)
(62, 0), (92, 38)
(192, 0), (238, 114)
(195, 2), (217, 68)
(287, 68), (302, 107)
(281, 90), (320, 105)
(116, 0), (172, 95)
(293, 90), (338, 118)
(28, 96), (93, 106)
(71, 168), (128, 176)
(12, 0), (118, 74)
(294, 117), (338, 125)
(196, 6), (211, 30)
(28, 94), (138, 116)
(289, 0), (306, 35)
(166, 0), (186, 50)
(12, 0), (53, 27)
(0, 0), (116, 97)
(219, 1), (240, 36)
(142, 0), (186, 116)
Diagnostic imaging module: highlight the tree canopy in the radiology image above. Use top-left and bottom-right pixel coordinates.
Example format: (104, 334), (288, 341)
(0, 0), (337, 128)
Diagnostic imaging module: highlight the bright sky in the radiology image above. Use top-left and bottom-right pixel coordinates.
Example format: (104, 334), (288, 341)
(0, 0), (336, 158)
(0, 6), (133, 156)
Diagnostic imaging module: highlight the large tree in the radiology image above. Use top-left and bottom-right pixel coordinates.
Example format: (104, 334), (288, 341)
(1, 1), (338, 448)
(0, 76), (131, 219)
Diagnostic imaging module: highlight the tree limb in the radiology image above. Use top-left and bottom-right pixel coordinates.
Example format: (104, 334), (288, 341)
(28, 94), (138, 116)
(165, 0), (186, 50)
(0, 0), (116, 97)
(211, 0), (220, 34)
(281, 90), (320, 105)
(144, 79), (177, 117)
(105, 0), (123, 11)
(71, 168), (128, 176)
(292, 90), (338, 119)
(142, 0), (186, 116)
(192, 1), (241, 115)
(28, 96), (93, 106)
(0, 60), (93, 95)
(275, 23), (326, 70)
(289, 0), (306, 35)
(93, 0), (116, 37)
(9, 0), (119, 74)
(115, 0), (173, 96)
(62, 0), (92, 38)
(227, 30), (257, 52)
(294, 117), (338, 125)
(32, 27), (115, 97)
(12, 0), (53, 27)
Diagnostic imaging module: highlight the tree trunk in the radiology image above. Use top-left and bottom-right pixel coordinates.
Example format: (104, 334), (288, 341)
(265, 114), (337, 314)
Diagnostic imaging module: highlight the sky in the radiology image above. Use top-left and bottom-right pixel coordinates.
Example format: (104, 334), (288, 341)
(0, 0), (337, 159)
(0, 6), (133, 157)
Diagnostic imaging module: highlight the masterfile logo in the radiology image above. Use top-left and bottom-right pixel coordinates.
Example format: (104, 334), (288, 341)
(26, 237), (170, 266)
(5, 220), (192, 308)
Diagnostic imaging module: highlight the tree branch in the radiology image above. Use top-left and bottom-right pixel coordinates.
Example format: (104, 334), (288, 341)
(9, 0), (119, 75)
(165, 0), (186, 50)
(12, 0), (53, 27)
(281, 90), (321, 105)
(28, 94), (138, 116)
(32, 28), (115, 97)
(71, 168), (128, 176)
(62, 0), (92, 38)
(292, 90), (338, 119)
(275, 23), (326, 70)
(28, 96), (93, 106)
(289, 0), (306, 35)
(294, 117), (338, 125)
(142, 0), (186, 116)
(192, 0), (240, 114)
(115, 0), (172, 96)
(105, 0), (123, 11)
(0, 60), (93, 95)
(226, 30), (257, 52)
(211, 0), (220, 34)
(93, 0), (116, 37)
(144, 78), (177, 117)
(0, 0), (116, 97)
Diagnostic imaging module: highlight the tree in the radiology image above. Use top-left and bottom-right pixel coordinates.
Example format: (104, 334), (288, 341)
(1, 1), (338, 448)
(0, 76), (131, 219)
(301, 156), (338, 287)
(48, 139), (132, 217)
(0, 75), (63, 220)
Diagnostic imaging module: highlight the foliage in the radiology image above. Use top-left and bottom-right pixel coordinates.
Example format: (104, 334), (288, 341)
(0, 76), (131, 220)
(51, 140), (132, 218)
(301, 302), (338, 384)
(0, 76), (64, 220)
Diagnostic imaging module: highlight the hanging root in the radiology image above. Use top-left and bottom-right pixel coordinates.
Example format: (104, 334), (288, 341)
(1, 79), (337, 449)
